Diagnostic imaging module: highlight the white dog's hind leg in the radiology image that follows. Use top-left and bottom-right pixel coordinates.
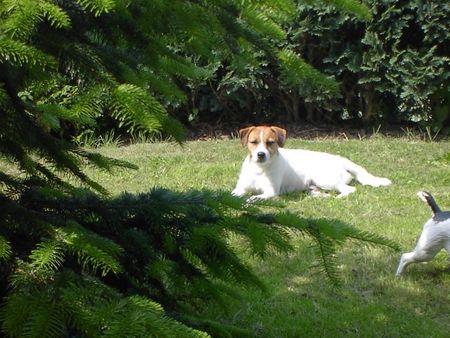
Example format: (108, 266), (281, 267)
(364, 176), (392, 187)
(445, 241), (450, 262)
(343, 158), (391, 187)
(336, 184), (356, 198)
(396, 246), (439, 275)
(396, 252), (415, 275)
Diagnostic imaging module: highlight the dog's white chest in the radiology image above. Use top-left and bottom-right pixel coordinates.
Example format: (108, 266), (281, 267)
(243, 158), (280, 193)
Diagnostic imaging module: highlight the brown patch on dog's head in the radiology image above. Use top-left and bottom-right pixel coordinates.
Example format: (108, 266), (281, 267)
(270, 126), (287, 147)
(238, 126), (256, 147)
(238, 126), (287, 162)
(239, 126), (287, 146)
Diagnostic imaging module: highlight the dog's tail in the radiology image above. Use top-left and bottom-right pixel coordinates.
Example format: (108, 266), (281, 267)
(417, 191), (441, 215)
(342, 158), (392, 187)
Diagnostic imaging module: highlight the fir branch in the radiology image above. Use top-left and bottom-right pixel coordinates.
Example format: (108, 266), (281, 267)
(72, 149), (138, 171)
(0, 0), (41, 40)
(186, 226), (266, 290)
(168, 1), (229, 58)
(0, 193), (53, 237)
(241, 5), (287, 40)
(221, 215), (294, 258)
(58, 221), (123, 276)
(36, 103), (95, 130)
(1, 290), (66, 338)
(61, 43), (116, 85)
(142, 71), (188, 103)
(278, 48), (340, 94)
(0, 87), (8, 107)
(0, 171), (23, 191)
(111, 84), (166, 133)
(60, 278), (209, 337)
(180, 313), (254, 338)
(157, 55), (211, 81)
(257, 0), (297, 22)
(0, 1), (404, 336)
(1, 100), (110, 194)
(63, 84), (107, 125)
(338, 225), (401, 251)
(39, 1), (72, 29)
(60, 278), (119, 336)
(0, 235), (12, 261)
(75, 0), (116, 16)
(1, 0), (70, 40)
(29, 240), (65, 272)
(0, 38), (57, 69)
(307, 223), (342, 287)
(105, 295), (210, 338)
(274, 212), (399, 285)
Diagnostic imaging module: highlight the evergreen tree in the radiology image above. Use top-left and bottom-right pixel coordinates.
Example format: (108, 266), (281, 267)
(0, 0), (398, 336)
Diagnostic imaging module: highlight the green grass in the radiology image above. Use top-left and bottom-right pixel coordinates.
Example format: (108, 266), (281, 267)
(61, 136), (450, 336)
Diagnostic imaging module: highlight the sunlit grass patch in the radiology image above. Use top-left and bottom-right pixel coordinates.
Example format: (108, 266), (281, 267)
(83, 136), (450, 337)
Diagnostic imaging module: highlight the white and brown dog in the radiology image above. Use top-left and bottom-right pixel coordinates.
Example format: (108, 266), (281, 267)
(232, 126), (391, 200)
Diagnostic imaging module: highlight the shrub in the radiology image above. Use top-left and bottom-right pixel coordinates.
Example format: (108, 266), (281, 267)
(288, 0), (450, 127)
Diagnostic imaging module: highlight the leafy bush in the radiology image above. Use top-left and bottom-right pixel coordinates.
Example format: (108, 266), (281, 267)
(286, 0), (450, 127)
(171, 1), (372, 126)
(187, 0), (449, 129)
(360, 0), (449, 128)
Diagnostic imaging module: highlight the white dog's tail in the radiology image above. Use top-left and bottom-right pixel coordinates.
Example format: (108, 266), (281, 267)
(343, 158), (392, 187)
(417, 191), (441, 215)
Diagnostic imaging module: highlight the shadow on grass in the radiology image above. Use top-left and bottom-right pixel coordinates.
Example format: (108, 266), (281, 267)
(210, 230), (450, 337)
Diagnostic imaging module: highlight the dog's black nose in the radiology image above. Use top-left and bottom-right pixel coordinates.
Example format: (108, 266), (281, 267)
(257, 152), (266, 160)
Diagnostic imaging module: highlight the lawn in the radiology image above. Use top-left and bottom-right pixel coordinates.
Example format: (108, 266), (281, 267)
(86, 135), (450, 337)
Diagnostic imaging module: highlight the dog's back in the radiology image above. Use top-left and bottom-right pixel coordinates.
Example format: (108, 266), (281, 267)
(278, 148), (390, 194)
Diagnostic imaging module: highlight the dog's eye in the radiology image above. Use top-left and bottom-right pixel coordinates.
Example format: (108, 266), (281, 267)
(249, 140), (258, 144)
(267, 140), (275, 145)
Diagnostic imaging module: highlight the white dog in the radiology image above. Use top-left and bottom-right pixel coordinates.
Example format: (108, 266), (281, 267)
(232, 126), (391, 199)
(396, 191), (450, 275)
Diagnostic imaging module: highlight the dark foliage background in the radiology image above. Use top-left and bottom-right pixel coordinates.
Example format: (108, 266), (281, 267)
(177, 0), (449, 131)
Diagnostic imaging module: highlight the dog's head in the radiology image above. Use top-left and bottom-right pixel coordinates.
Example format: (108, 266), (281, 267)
(238, 126), (287, 164)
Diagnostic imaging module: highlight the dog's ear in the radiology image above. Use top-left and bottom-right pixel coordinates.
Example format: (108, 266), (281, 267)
(271, 127), (287, 147)
(238, 126), (255, 147)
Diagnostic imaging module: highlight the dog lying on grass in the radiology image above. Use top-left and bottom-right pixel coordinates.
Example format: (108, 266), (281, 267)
(396, 191), (450, 275)
(232, 125), (391, 200)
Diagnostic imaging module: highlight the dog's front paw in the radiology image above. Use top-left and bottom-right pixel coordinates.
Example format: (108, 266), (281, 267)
(309, 186), (330, 198)
(246, 193), (277, 202)
(247, 195), (263, 203)
(231, 188), (246, 197)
